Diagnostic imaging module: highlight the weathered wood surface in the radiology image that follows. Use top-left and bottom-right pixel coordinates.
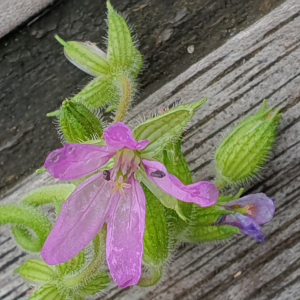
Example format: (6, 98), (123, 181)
(0, 0), (285, 195)
(0, 0), (54, 38)
(2, 0), (300, 299)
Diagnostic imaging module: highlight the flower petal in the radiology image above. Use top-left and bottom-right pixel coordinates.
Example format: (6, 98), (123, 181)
(142, 159), (218, 207)
(106, 177), (146, 288)
(45, 144), (115, 180)
(220, 213), (265, 242)
(226, 193), (275, 225)
(104, 123), (149, 151)
(41, 173), (113, 265)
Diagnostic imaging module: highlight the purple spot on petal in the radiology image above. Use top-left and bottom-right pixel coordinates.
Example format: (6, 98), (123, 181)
(150, 170), (166, 178)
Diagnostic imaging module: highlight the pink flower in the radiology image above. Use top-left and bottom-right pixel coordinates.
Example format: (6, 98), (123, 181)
(41, 123), (218, 288)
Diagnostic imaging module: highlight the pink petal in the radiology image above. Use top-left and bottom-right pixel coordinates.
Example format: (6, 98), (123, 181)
(44, 143), (115, 180)
(104, 123), (149, 151)
(143, 159), (218, 207)
(106, 177), (146, 288)
(41, 173), (113, 265)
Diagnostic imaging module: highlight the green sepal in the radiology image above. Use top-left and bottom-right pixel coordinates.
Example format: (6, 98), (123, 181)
(29, 284), (64, 300)
(136, 170), (178, 210)
(138, 265), (162, 287)
(56, 251), (85, 276)
(183, 225), (240, 243)
(107, 2), (142, 77)
(16, 259), (55, 284)
(72, 75), (118, 109)
(0, 204), (52, 252)
(142, 184), (169, 267)
(189, 205), (233, 226)
(55, 35), (110, 77)
(215, 100), (281, 188)
(59, 100), (103, 142)
(134, 99), (207, 156)
(162, 137), (195, 234)
(21, 184), (75, 207)
(79, 272), (110, 296)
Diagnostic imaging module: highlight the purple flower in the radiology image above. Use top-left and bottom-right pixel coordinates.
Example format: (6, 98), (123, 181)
(41, 122), (218, 288)
(218, 193), (275, 242)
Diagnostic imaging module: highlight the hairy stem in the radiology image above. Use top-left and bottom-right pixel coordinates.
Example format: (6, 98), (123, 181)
(114, 76), (133, 123)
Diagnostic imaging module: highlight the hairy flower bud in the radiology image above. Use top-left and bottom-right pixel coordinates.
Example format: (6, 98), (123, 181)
(215, 100), (281, 188)
(59, 100), (103, 143)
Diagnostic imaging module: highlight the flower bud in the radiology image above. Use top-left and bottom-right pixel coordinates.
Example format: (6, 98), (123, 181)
(215, 100), (281, 188)
(59, 100), (103, 143)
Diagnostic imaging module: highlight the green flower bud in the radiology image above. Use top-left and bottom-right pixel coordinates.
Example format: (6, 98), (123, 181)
(214, 100), (281, 188)
(59, 100), (103, 143)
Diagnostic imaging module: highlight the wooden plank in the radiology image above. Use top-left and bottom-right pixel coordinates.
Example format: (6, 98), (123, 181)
(0, 0), (54, 38)
(2, 0), (300, 299)
(0, 0), (286, 195)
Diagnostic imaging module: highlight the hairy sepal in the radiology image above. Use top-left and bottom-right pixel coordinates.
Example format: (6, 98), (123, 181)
(107, 2), (143, 77)
(134, 99), (207, 156)
(183, 224), (240, 243)
(59, 100), (103, 143)
(71, 75), (118, 109)
(215, 100), (281, 187)
(16, 259), (55, 284)
(55, 35), (110, 77)
(142, 184), (169, 267)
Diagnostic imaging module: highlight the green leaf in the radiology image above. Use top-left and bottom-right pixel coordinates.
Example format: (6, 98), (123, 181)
(71, 75), (118, 109)
(0, 204), (52, 252)
(29, 284), (64, 300)
(183, 225), (240, 243)
(55, 35), (110, 77)
(134, 99), (207, 155)
(21, 184), (75, 207)
(142, 184), (169, 267)
(107, 2), (142, 76)
(16, 259), (55, 284)
(138, 265), (162, 287)
(79, 272), (110, 296)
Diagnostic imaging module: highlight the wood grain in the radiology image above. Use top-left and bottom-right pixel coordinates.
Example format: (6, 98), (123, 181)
(1, 0), (300, 299)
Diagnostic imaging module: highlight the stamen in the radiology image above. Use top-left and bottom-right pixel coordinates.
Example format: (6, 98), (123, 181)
(150, 170), (166, 178)
(246, 203), (257, 217)
(109, 175), (131, 196)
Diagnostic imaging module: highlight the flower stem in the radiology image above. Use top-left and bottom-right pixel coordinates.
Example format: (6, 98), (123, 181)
(138, 266), (162, 287)
(64, 226), (107, 289)
(114, 76), (132, 123)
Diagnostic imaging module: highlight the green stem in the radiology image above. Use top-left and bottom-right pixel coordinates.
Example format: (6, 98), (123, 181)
(64, 227), (107, 288)
(138, 266), (162, 287)
(114, 76), (132, 123)
(214, 176), (228, 191)
(21, 184), (76, 207)
(0, 204), (52, 252)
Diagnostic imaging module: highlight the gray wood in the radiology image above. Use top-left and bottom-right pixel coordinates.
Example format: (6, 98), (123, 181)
(1, 0), (300, 299)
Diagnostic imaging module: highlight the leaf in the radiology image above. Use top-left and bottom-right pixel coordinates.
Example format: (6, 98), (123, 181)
(55, 35), (110, 77)
(142, 184), (169, 267)
(107, 2), (142, 76)
(134, 99), (207, 155)
(16, 259), (55, 284)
